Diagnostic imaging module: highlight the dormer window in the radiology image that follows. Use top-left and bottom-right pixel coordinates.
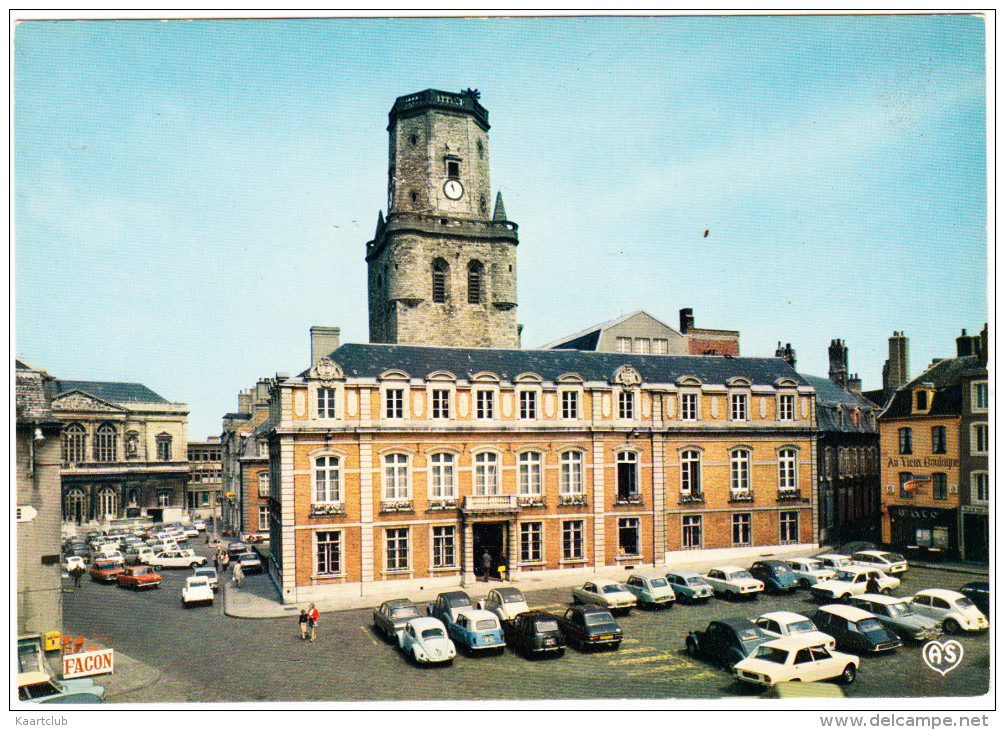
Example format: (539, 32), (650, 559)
(913, 384), (935, 414)
(916, 390), (928, 411)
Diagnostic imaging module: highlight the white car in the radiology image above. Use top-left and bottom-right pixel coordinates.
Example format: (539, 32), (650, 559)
(810, 567), (900, 603)
(182, 524), (200, 538)
(733, 636), (859, 687)
(150, 549), (207, 570)
(784, 557), (837, 588)
(704, 566), (764, 600)
(849, 551), (908, 576)
(192, 520), (207, 532)
(572, 579), (637, 614)
(193, 566), (219, 591)
(63, 556), (86, 573)
(398, 617), (457, 665)
(181, 576), (214, 607)
(817, 554), (854, 571)
(477, 587), (530, 622)
(910, 589), (988, 634)
(754, 611), (836, 649)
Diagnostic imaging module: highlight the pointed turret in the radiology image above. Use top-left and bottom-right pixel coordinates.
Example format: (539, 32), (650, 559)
(375, 211), (385, 237)
(492, 191), (508, 222)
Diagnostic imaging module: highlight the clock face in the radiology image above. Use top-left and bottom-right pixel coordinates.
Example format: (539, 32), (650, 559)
(443, 179), (464, 200)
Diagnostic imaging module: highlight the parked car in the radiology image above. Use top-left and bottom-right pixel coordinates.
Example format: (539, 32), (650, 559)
(63, 556), (86, 573)
(754, 611), (835, 649)
(182, 524), (200, 538)
(665, 570), (714, 603)
(572, 579), (637, 614)
(192, 519), (207, 532)
(749, 560), (800, 595)
(427, 590), (474, 626)
(624, 572), (676, 609)
(236, 552), (263, 574)
(193, 566), (219, 591)
(812, 604), (902, 653)
(123, 545), (156, 566)
(116, 565), (162, 590)
(17, 634), (105, 704)
(909, 589), (988, 634)
(810, 567), (900, 603)
(181, 576), (214, 607)
(89, 558), (125, 583)
(848, 594), (942, 642)
(685, 618), (773, 669)
(704, 566), (764, 600)
(849, 550), (908, 576)
(64, 545), (90, 562)
(478, 587), (530, 622)
(502, 610), (565, 657)
(783, 557), (837, 588)
(445, 609), (506, 654)
(958, 581), (989, 617)
(733, 636), (859, 687)
(226, 541), (249, 559)
(397, 617), (457, 665)
(817, 553), (854, 571)
(557, 605), (622, 651)
(150, 549), (207, 570)
(836, 541), (878, 556)
(373, 598), (423, 641)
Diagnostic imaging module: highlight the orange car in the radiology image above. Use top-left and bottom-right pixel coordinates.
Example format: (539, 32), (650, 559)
(89, 558), (125, 583)
(116, 564), (162, 590)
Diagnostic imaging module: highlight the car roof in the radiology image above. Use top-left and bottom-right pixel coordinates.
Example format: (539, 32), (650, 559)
(570, 605), (613, 616)
(456, 608), (500, 622)
(194, 566), (217, 574)
(492, 587), (525, 598)
(186, 576), (209, 584)
(817, 604), (874, 620)
(915, 588), (964, 600)
(715, 617), (758, 630)
(591, 578), (625, 587)
(437, 590), (471, 601)
(629, 571), (668, 580)
(852, 550), (893, 558)
(758, 611), (811, 623)
(381, 598), (414, 608)
(960, 581), (988, 591)
(667, 570), (705, 579)
(817, 553), (849, 559)
(853, 593), (905, 605)
(753, 559), (787, 567)
(516, 609), (557, 620)
(406, 616), (446, 631)
(709, 565), (746, 572)
(758, 635), (834, 651)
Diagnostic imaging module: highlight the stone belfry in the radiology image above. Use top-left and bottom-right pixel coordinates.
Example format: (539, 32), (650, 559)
(366, 89), (520, 348)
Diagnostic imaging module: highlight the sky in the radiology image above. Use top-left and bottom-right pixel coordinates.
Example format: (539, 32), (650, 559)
(13, 14), (989, 440)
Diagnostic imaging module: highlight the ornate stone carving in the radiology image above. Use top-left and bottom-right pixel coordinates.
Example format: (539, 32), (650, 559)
(310, 357), (344, 383)
(293, 390), (306, 418)
(52, 392), (123, 413)
(612, 364), (642, 387)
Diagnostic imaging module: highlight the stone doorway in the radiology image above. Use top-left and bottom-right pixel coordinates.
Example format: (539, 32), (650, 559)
(472, 521), (508, 579)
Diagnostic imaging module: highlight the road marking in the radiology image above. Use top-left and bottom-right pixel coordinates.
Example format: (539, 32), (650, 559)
(606, 650), (678, 666)
(360, 626), (378, 646)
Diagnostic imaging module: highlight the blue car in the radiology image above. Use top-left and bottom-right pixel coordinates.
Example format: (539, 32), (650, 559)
(427, 590), (474, 626)
(749, 560), (800, 595)
(446, 609), (506, 654)
(666, 570), (714, 603)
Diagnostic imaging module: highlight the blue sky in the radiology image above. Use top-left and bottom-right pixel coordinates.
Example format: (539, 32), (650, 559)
(13, 15), (988, 440)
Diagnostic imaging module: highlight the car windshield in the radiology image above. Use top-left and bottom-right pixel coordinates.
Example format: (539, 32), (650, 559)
(736, 628), (763, 642)
(535, 619), (559, 632)
(133, 567), (149, 574)
(955, 597), (976, 610)
(729, 571), (753, 581)
(788, 620), (817, 634)
(857, 618), (884, 632)
(753, 646), (789, 664)
(421, 628), (445, 640)
(390, 606), (421, 619)
(834, 570), (858, 582)
(602, 584), (626, 594)
(830, 557), (851, 566)
(475, 619), (498, 631)
(195, 569), (215, 578)
(648, 577), (669, 588)
(189, 579), (208, 587)
(94, 561), (117, 569)
(447, 595), (471, 607)
(584, 613), (615, 627)
(887, 601), (911, 617)
(501, 592), (525, 603)
(880, 553), (904, 562)
(239, 553), (257, 561)
(686, 577), (705, 586)
(772, 564), (792, 573)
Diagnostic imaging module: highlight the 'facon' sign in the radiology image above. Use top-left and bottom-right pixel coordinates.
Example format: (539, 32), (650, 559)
(63, 648), (114, 679)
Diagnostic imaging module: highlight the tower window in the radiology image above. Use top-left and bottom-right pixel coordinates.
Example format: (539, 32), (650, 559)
(432, 258), (449, 303)
(410, 191), (417, 203)
(446, 158), (461, 179)
(467, 260), (483, 304)
(409, 133), (418, 146)
(477, 139), (484, 157)
(480, 195), (487, 214)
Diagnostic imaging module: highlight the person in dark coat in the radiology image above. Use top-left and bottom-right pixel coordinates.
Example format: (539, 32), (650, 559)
(866, 574), (881, 594)
(481, 550), (492, 581)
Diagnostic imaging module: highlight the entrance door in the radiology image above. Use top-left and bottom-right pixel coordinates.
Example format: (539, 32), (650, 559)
(472, 522), (507, 578)
(963, 514), (989, 562)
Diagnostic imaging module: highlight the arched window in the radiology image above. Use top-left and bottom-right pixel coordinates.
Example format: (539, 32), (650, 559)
(560, 451), (583, 495)
(473, 452), (499, 495)
(432, 258), (449, 303)
(64, 488), (87, 523)
(730, 449), (751, 493)
(616, 451), (638, 501)
(778, 448), (798, 491)
(383, 453), (410, 500)
(62, 423), (86, 464)
(681, 450), (701, 495)
(467, 260), (484, 304)
(428, 452), (455, 499)
(97, 486), (118, 519)
(314, 456), (340, 503)
(518, 451), (543, 496)
(93, 423), (117, 462)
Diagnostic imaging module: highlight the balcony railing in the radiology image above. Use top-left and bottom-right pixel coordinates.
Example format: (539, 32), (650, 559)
(379, 500), (414, 514)
(728, 490), (755, 503)
(777, 489), (803, 502)
(463, 495), (519, 514)
(309, 502), (346, 517)
(517, 496), (547, 508)
(678, 492), (705, 505)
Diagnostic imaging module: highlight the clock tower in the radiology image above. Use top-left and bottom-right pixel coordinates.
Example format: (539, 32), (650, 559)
(366, 89), (520, 348)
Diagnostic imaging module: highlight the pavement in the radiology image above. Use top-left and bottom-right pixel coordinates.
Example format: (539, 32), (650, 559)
(221, 546), (989, 619)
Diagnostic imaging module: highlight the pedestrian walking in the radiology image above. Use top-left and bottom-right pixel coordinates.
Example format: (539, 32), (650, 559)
(481, 549), (492, 581)
(307, 603), (320, 642)
(299, 609), (310, 640)
(71, 565), (84, 588)
(866, 574), (880, 594)
(220, 553), (230, 573)
(497, 551), (507, 582)
(233, 561), (244, 589)
(213, 553), (219, 571)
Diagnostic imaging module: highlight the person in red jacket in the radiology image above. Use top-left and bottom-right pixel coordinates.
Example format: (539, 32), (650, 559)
(307, 603), (320, 642)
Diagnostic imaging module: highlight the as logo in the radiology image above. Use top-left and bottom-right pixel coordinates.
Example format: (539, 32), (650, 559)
(922, 639), (963, 676)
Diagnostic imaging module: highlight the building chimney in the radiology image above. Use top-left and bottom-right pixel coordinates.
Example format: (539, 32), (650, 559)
(238, 391), (252, 414)
(828, 339), (848, 386)
(979, 323), (988, 365)
(847, 373), (862, 392)
(956, 328), (981, 358)
(679, 308), (694, 334)
(311, 326), (341, 366)
(774, 342), (796, 369)
(883, 331), (910, 397)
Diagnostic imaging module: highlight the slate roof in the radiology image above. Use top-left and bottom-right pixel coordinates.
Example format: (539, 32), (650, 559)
(801, 374), (878, 434)
(52, 379), (169, 403)
(538, 311), (647, 350)
(880, 355), (977, 420)
(15, 366), (60, 426)
(305, 343), (807, 387)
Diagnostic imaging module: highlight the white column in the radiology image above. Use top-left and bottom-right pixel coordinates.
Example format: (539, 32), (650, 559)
(359, 433), (374, 584)
(461, 520), (475, 586)
(592, 435), (605, 570)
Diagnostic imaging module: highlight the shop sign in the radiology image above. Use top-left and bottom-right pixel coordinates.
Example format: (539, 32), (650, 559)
(890, 506), (947, 520)
(63, 648), (114, 678)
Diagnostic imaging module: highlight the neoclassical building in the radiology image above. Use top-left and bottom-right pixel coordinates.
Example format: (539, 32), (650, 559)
(52, 378), (189, 525)
(265, 341), (818, 604)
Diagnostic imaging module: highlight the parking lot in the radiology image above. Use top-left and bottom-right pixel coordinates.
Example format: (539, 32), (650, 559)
(61, 540), (990, 703)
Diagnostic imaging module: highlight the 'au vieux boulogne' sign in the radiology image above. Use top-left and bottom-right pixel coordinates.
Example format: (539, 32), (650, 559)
(887, 456), (960, 469)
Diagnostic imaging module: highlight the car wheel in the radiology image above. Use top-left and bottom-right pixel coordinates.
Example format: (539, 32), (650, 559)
(152, 565), (163, 571)
(943, 619), (961, 635)
(838, 593), (849, 603)
(190, 561), (200, 568)
(800, 579), (811, 589)
(839, 663), (857, 684)
(727, 650), (745, 670)
(685, 637), (699, 658)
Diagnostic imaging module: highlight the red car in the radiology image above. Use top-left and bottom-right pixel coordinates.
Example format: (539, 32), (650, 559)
(89, 559), (125, 583)
(116, 564), (162, 590)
